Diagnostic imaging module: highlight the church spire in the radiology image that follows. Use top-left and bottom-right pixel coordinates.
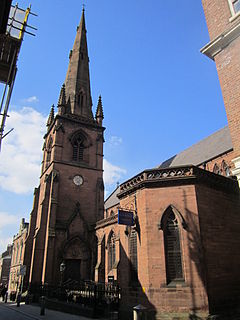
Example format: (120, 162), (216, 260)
(95, 95), (104, 126)
(64, 8), (93, 119)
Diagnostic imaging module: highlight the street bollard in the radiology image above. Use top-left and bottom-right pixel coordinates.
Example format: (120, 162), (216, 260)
(40, 296), (45, 316)
(16, 293), (21, 307)
(133, 304), (147, 320)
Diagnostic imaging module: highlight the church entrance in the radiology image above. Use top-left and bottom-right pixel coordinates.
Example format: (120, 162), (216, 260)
(63, 237), (91, 282)
(65, 259), (81, 282)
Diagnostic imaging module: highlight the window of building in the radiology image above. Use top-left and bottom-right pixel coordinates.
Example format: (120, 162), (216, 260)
(129, 229), (138, 282)
(46, 138), (53, 168)
(73, 136), (84, 161)
(163, 210), (184, 284)
(213, 163), (222, 175)
(228, 0), (240, 16)
(19, 242), (23, 262)
(222, 160), (231, 177)
(108, 232), (116, 272)
(15, 244), (19, 264)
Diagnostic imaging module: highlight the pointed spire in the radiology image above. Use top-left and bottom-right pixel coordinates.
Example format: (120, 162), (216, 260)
(47, 105), (55, 127)
(64, 8), (93, 119)
(95, 95), (104, 126)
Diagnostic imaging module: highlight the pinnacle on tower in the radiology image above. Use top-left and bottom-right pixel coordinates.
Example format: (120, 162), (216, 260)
(57, 84), (67, 115)
(95, 95), (104, 126)
(64, 8), (93, 119)
(58, 84), (66, 106)
(46, 104), (55, 127)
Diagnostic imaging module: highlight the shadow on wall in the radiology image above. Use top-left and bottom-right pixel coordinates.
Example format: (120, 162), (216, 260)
(183, 189), (208, 318)
(118, 242), (156, 320)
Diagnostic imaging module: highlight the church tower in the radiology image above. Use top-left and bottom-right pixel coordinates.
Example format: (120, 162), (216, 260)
(29, 8), (105, 285)
(201, 1), (240, 184)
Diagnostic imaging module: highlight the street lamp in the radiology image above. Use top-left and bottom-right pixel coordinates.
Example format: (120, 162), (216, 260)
(60, 261), (66, 286)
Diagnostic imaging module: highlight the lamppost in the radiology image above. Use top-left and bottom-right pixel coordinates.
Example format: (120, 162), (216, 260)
(60, 261), (66, 286)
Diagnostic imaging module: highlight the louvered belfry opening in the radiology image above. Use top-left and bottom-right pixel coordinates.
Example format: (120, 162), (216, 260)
(73, 136), (84, 161)
(129, 229), (138, 282)
(163, 210), (184, 284)
(108, 232), (116, 272)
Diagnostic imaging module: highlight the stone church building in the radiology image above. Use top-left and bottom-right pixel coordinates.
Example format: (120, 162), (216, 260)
(23, 9), (105, 287)
(7, 1), (240, 319)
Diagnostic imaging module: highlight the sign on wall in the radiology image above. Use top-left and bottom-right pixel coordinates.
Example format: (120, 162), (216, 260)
(118, 209), (134, 226)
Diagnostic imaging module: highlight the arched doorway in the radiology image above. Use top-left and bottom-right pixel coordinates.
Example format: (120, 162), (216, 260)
(63, 237), (90, 282)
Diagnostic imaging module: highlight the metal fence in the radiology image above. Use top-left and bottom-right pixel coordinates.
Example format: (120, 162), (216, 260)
(28, 281), (121, 316)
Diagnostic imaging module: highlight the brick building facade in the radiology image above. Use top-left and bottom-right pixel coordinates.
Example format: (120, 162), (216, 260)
(8, 219), (29, 296)
(0, 244), (12, 286)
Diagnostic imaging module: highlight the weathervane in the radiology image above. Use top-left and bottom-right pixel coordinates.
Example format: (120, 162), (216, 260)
(82, 3), (85, 11)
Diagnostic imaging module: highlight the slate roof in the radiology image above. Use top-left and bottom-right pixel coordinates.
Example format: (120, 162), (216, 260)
(105, 186), (120, 210)
(104, 126), (233, 208)
(158, 126), (233, 168)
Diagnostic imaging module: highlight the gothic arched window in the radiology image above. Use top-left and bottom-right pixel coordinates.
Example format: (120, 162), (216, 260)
(108, 232), (116, 272)
(73, 135), (84, 161)
(163, 210), (184, 284)
(213, 163), (222, 175)
(222, 160), (231, 177)
(129, 229), (138, 282)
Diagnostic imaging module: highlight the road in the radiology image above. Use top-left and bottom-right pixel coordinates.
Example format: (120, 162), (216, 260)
(0, 301), (92, 320)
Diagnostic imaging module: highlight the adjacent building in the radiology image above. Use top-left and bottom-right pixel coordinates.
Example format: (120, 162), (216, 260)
(8, 219), (29, 295)
(0, 244), (12, 286)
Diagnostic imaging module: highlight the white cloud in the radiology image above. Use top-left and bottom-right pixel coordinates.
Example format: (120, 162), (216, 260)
(0, 212), (22, 253)
(0, 107), (46, 194)
(0, 212), (19, 229)
(22, 96), (39, 103)
(0, 107), (126, 194)
(109, 136), (123, 146)
(103, 159), (126, 185)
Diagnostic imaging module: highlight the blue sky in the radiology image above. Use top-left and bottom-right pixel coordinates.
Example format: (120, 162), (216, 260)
(0, 1), (227, 253)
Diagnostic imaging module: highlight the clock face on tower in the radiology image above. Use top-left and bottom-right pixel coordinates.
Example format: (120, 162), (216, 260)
(73, 175), (84, 186)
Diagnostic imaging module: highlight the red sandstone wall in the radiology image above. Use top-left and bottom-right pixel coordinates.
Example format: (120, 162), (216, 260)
(100, 185), (209, 315)
(196, 184), (240, 314)
(140, 186), (208, 313)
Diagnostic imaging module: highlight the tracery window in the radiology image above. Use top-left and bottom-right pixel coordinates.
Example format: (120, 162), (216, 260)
(73, 136), (84, 161)
(108, 232), (116, 272)
(163, 210), (184, 284)
(129, 229), (138, 282)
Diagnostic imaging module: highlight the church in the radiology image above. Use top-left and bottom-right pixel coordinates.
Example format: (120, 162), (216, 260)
(8, 1), (240, 319)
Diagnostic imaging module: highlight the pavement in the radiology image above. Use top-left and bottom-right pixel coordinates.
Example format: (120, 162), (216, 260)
(0, 300), (96, 320)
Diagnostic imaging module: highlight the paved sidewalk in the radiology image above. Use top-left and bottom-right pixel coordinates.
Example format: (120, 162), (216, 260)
(0, 301), (96, 320)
